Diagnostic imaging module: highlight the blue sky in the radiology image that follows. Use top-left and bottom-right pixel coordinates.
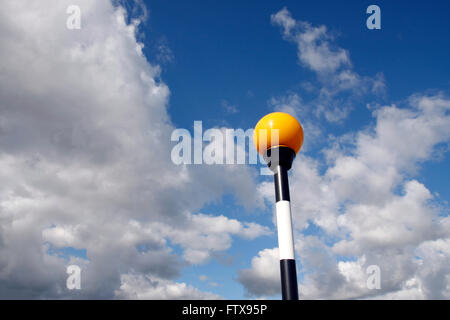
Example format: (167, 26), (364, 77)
(144, 0), (449, 127)
(0, 0), (449, 299)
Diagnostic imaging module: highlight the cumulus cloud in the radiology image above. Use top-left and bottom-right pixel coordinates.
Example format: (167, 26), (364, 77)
(237, 248), (280, 297)
(271, 8), (350, 73)
(241, 94), (450, 299)
(271, 7), (386, 122)
(150, 212), (271, 264)
(115, 274), (222, 299)
(0, 0), (267, 298)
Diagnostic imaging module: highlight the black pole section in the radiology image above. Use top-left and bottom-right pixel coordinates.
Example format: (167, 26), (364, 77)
(280, 259), (299, 300)
(265, 146), (299, 300)
(274, 165), (290, 202)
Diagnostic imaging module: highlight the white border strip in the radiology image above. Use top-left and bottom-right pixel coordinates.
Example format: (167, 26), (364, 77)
(276, 200), (295, 260)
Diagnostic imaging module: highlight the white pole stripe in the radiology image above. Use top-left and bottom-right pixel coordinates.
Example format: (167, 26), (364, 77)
(276, 200), (295, 260)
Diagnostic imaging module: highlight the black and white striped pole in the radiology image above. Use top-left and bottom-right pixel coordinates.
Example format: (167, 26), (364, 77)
(253, 112), (304, 300)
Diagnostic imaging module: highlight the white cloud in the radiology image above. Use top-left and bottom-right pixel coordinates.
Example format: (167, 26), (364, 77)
(368, 278), (425, 300)
(413, 238), (450, 299)
(115, 274), (222, 299)
(271, 7), (386, 122)
(237, 248), (280, 297)
(150, 212), (271, 264)
(272, 8), (350, 74)
(0, 0), (267, 298)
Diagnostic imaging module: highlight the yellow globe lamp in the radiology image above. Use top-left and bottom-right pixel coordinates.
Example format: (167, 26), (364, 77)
(253, 112), (304, 155)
